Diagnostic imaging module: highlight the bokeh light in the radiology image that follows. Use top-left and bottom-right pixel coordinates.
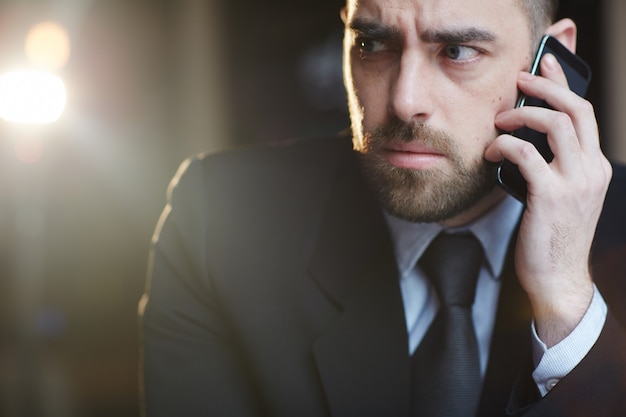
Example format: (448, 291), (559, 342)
(0, 70), (67, 124)
(25, 21), (71, 71)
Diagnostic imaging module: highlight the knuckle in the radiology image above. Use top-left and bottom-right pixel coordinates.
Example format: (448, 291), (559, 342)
(577, 99), (595, 116)
(518, 141), (537, 159)
(552, 112), (573, 131)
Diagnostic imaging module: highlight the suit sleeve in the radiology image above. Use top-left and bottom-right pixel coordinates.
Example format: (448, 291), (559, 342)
(507, 246), (626, 417)
(507, 312), (626, 417)
(139, 157), (262, 417)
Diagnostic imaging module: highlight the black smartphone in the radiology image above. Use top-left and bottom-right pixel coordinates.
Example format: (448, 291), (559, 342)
(495, 35), (592, 203)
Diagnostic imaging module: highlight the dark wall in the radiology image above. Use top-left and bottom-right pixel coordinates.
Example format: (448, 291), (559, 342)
(222, 0), (348, 145)
(558, 0), (606, 139)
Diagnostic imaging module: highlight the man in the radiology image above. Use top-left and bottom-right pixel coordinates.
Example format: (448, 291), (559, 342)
(139, 0), (626, 415)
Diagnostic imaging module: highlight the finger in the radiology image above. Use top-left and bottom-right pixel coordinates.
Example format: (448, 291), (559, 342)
(540, 54), (569, 88)
(495, 106), (581, 175)
(516, 72), (600, 155)
(485, 134), (553, 195)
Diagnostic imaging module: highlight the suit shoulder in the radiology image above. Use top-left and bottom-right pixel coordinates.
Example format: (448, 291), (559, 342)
(166, 132), (357, 227)
(603, 162), (626, 214)
(167, 132), (353, 200)
(197, 133), (352, 178)
(595, 162), (626, 255)
(610, 162), (626, 187)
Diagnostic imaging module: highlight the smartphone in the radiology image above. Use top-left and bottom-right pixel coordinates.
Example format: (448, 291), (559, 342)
(495, 35), (592, 203)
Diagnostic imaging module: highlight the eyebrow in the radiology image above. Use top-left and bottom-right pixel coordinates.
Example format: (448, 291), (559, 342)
(421, 27), (498, 44)
(349, 18), (402, 41)
(348, 18), (497, 45)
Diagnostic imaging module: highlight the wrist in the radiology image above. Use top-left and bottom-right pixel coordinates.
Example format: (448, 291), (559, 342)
(530, 278), (594, 348)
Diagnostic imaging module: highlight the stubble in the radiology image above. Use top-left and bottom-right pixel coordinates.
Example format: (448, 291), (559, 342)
(357, 118), (497, 223)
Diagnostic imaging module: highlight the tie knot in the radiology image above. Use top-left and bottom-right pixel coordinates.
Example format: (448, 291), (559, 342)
(419, 232), (483, 307)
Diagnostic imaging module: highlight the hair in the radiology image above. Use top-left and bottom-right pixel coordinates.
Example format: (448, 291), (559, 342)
(517, 0), (560, 43)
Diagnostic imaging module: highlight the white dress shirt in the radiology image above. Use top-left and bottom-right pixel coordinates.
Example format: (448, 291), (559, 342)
(384, 195), (607, 396)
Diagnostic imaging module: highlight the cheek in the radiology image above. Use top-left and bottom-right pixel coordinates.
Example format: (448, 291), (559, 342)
(477, 79), (520, 135)
(441, 92), (499, 141)
(348, 58), (394, 123)
(492, 86), (519, 113)
(446, 93), (510, 154)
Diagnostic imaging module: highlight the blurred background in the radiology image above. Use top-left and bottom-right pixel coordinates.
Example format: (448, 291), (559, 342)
(0, 0), (622, 416)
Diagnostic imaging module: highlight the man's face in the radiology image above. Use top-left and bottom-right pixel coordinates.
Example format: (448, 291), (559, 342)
(343, 0), (534, 224)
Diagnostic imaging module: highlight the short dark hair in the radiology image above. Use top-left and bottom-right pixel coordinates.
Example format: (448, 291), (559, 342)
(518, 0), (560, 42)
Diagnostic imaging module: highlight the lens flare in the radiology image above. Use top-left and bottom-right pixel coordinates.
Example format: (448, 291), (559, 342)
(0, 70), (67, 124)
(25, 22), (71, 71)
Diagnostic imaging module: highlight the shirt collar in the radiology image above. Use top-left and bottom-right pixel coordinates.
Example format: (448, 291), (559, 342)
(384, 195), (524, 280)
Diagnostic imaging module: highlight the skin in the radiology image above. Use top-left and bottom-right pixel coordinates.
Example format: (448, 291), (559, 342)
(342, 0), (612, 347)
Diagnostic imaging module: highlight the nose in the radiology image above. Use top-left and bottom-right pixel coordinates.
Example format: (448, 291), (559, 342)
(388, 51), (434, 124)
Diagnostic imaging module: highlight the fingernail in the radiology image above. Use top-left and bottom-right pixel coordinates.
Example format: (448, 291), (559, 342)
(494, 112), (508, 123)
(518, 71), (534, 81)
(542, 53), (558, 71)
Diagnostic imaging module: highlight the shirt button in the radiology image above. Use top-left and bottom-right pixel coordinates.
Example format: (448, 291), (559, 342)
(545, 378), (559, 392)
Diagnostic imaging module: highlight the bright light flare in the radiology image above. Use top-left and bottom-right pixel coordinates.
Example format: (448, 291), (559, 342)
(25, 22), (71, 71)
(0, 70), (67, 124)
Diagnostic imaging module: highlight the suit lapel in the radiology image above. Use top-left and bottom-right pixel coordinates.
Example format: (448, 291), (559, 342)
(308, 151), (410, 417)
(307, 144), (536, 417)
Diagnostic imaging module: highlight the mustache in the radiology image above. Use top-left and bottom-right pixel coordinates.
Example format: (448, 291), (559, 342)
(364, 118), (456, 155)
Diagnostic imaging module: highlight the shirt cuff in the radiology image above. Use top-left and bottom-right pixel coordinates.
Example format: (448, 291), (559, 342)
(530, 285), (607, 397)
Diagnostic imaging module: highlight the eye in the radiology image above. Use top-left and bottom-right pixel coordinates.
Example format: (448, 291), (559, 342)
(356, 37), (387, 54)
(444, 44), (480, 61)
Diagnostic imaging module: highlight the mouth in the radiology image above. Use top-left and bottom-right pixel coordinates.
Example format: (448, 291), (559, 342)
(380, 142), (447, 170)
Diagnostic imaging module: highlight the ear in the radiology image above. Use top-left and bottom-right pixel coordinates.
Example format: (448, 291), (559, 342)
(340, 7), (348, 24)
(545, 18), (578, 52)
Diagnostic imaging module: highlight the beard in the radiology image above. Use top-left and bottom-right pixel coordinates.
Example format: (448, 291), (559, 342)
(356, 118), (496, 223)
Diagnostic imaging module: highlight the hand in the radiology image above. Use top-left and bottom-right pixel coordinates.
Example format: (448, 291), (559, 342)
(484, 54), (613, 347)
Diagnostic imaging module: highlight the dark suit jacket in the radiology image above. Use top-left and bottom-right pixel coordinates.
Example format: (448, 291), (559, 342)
(140, 132), (626, 417)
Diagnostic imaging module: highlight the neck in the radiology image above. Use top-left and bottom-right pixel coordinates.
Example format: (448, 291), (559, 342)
(440, 188), (508, 228)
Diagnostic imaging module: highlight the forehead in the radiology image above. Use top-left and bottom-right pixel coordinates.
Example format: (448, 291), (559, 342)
(345, 0), (529, 37)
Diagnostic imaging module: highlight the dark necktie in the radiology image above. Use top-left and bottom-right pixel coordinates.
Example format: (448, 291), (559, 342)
(410, 232), (484, 417)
